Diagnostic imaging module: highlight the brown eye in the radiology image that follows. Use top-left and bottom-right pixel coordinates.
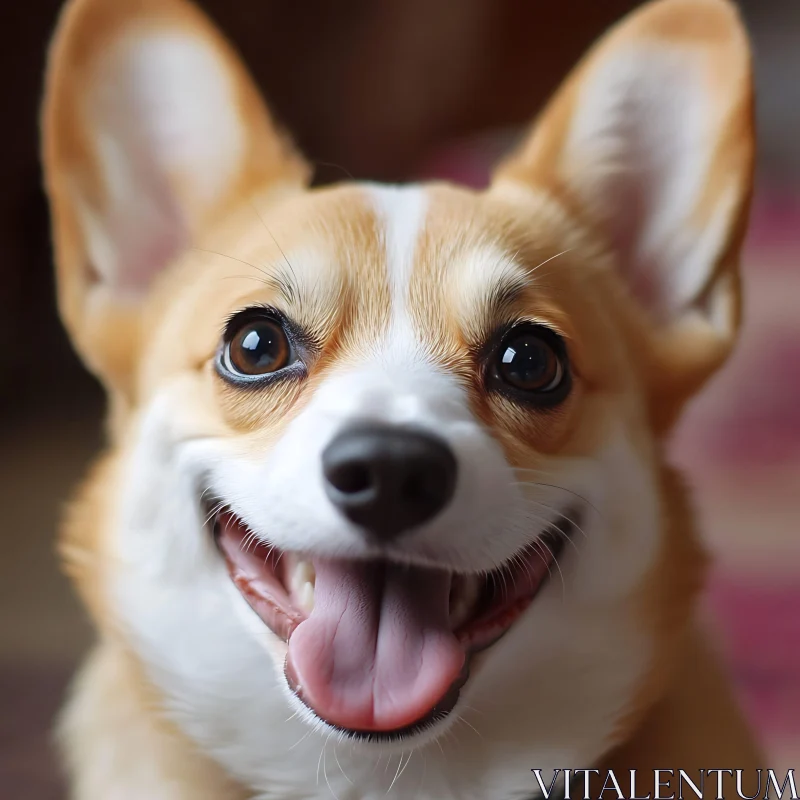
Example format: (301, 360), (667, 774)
(223, 318), (291, 377)
(492, 325), (570, 403)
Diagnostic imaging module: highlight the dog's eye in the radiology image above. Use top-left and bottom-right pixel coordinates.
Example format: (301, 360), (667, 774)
(490, 325), (570, 404)
(222, 317), (291, 377)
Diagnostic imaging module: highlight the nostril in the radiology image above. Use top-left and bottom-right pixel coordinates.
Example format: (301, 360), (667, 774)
(329, 462), (373, 495)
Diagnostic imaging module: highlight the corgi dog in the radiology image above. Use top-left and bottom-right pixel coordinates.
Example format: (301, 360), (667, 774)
(42, 0), (761, 797)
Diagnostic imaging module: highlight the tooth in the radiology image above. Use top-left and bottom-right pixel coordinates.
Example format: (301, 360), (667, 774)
(298, 581), (315, 613)
(290, 561), (315, 594)
(450, 575), (481, 629)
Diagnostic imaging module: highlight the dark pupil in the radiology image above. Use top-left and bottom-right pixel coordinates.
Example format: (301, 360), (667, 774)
(239, 324), (283, 370)
(500, 335), (555, 390)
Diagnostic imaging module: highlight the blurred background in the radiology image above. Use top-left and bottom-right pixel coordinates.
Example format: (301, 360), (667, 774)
(0, 0), (797, 796)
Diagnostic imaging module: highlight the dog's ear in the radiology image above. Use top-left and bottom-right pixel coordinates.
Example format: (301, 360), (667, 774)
(42, 0), (309, 394)
(491, 0), (754, 430)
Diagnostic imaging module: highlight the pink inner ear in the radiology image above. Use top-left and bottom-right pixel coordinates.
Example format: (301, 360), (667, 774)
(121, 226), (187, 293)
(84, 31), (244, 294)
(626, 255), (669, 315)
(599, 147), (666, 314)
(564, 46), (724, 324)
(100, 161), (188, 294)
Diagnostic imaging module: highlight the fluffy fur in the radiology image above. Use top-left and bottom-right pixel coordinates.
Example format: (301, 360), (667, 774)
(42, 0), (760, 797)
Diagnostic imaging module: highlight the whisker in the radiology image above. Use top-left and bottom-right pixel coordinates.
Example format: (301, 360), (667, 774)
(460, 703), (486, 717)
(316, 738), (325, 787)
(440, 723), (461, 752)
(510, 547), (547, 594)
(530, 248), (573, 275)
(371, 752), (384, 776)
(458, 716), (484, 741)
(333, 742), (353, 786)
(192, 244), (297, 306)
(202, 500), (225, 527)
(535, 538), (566, 600)
(288, 725), (315, 751)
(250, 201), (300, 302)
(240, 530), (260, 555)
(514, 498), (590, 542)
(218, 274), (271, 286)
(541, 523), (582, 558)
(511, 465), (564, 479)
(322, 732), (341, 800)
(387, 751), (408, 794)
(418, 752), (428, 793)
(497, 558), (511, 600)
(312, 160), (355, 181)
(191, 246), (272, 279)
(513, 476), (602, 517)
(396, 751), (414, 788)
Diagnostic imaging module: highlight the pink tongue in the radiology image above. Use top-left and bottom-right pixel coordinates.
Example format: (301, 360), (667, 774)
(286, 560), (465, 732)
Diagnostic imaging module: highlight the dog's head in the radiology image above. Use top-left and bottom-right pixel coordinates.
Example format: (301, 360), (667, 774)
(43, 0), (753, 794)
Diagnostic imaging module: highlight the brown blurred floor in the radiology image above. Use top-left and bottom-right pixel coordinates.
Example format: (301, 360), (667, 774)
(0, 396), (100, 798)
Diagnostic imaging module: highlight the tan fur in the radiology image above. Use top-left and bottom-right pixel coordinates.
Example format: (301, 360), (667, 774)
(43, 0), (760, 796)
(59, 644), (247, 800)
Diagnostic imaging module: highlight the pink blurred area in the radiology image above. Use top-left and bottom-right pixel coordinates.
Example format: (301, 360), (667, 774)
(419, 138), (800, 768)
(678, 198), (800, 768)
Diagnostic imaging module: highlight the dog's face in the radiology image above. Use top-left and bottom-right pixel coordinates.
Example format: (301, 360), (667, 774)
(44, 0), (753, 795)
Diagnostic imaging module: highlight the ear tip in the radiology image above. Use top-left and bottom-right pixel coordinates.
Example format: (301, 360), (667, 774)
(615, 0), (754, 114)
(640, 0), (741, 18)
(631, 0), (751, 45)
(43, 0), (210, 80)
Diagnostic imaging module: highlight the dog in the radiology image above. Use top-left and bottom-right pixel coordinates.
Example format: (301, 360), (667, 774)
(42, 0), (761, 797)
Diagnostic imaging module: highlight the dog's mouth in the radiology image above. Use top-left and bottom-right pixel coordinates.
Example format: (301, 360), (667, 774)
(211, 508), (574, 740)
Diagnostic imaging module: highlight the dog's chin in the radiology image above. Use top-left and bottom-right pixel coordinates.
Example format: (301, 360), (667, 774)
(208, 506), (576, 743)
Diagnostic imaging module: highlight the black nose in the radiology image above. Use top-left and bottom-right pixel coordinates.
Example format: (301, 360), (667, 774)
(321, 424), (458, 541)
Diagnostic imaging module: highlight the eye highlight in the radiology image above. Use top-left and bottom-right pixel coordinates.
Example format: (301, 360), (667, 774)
(218, 309), (299, 382)
(487, 324), (571, 406)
